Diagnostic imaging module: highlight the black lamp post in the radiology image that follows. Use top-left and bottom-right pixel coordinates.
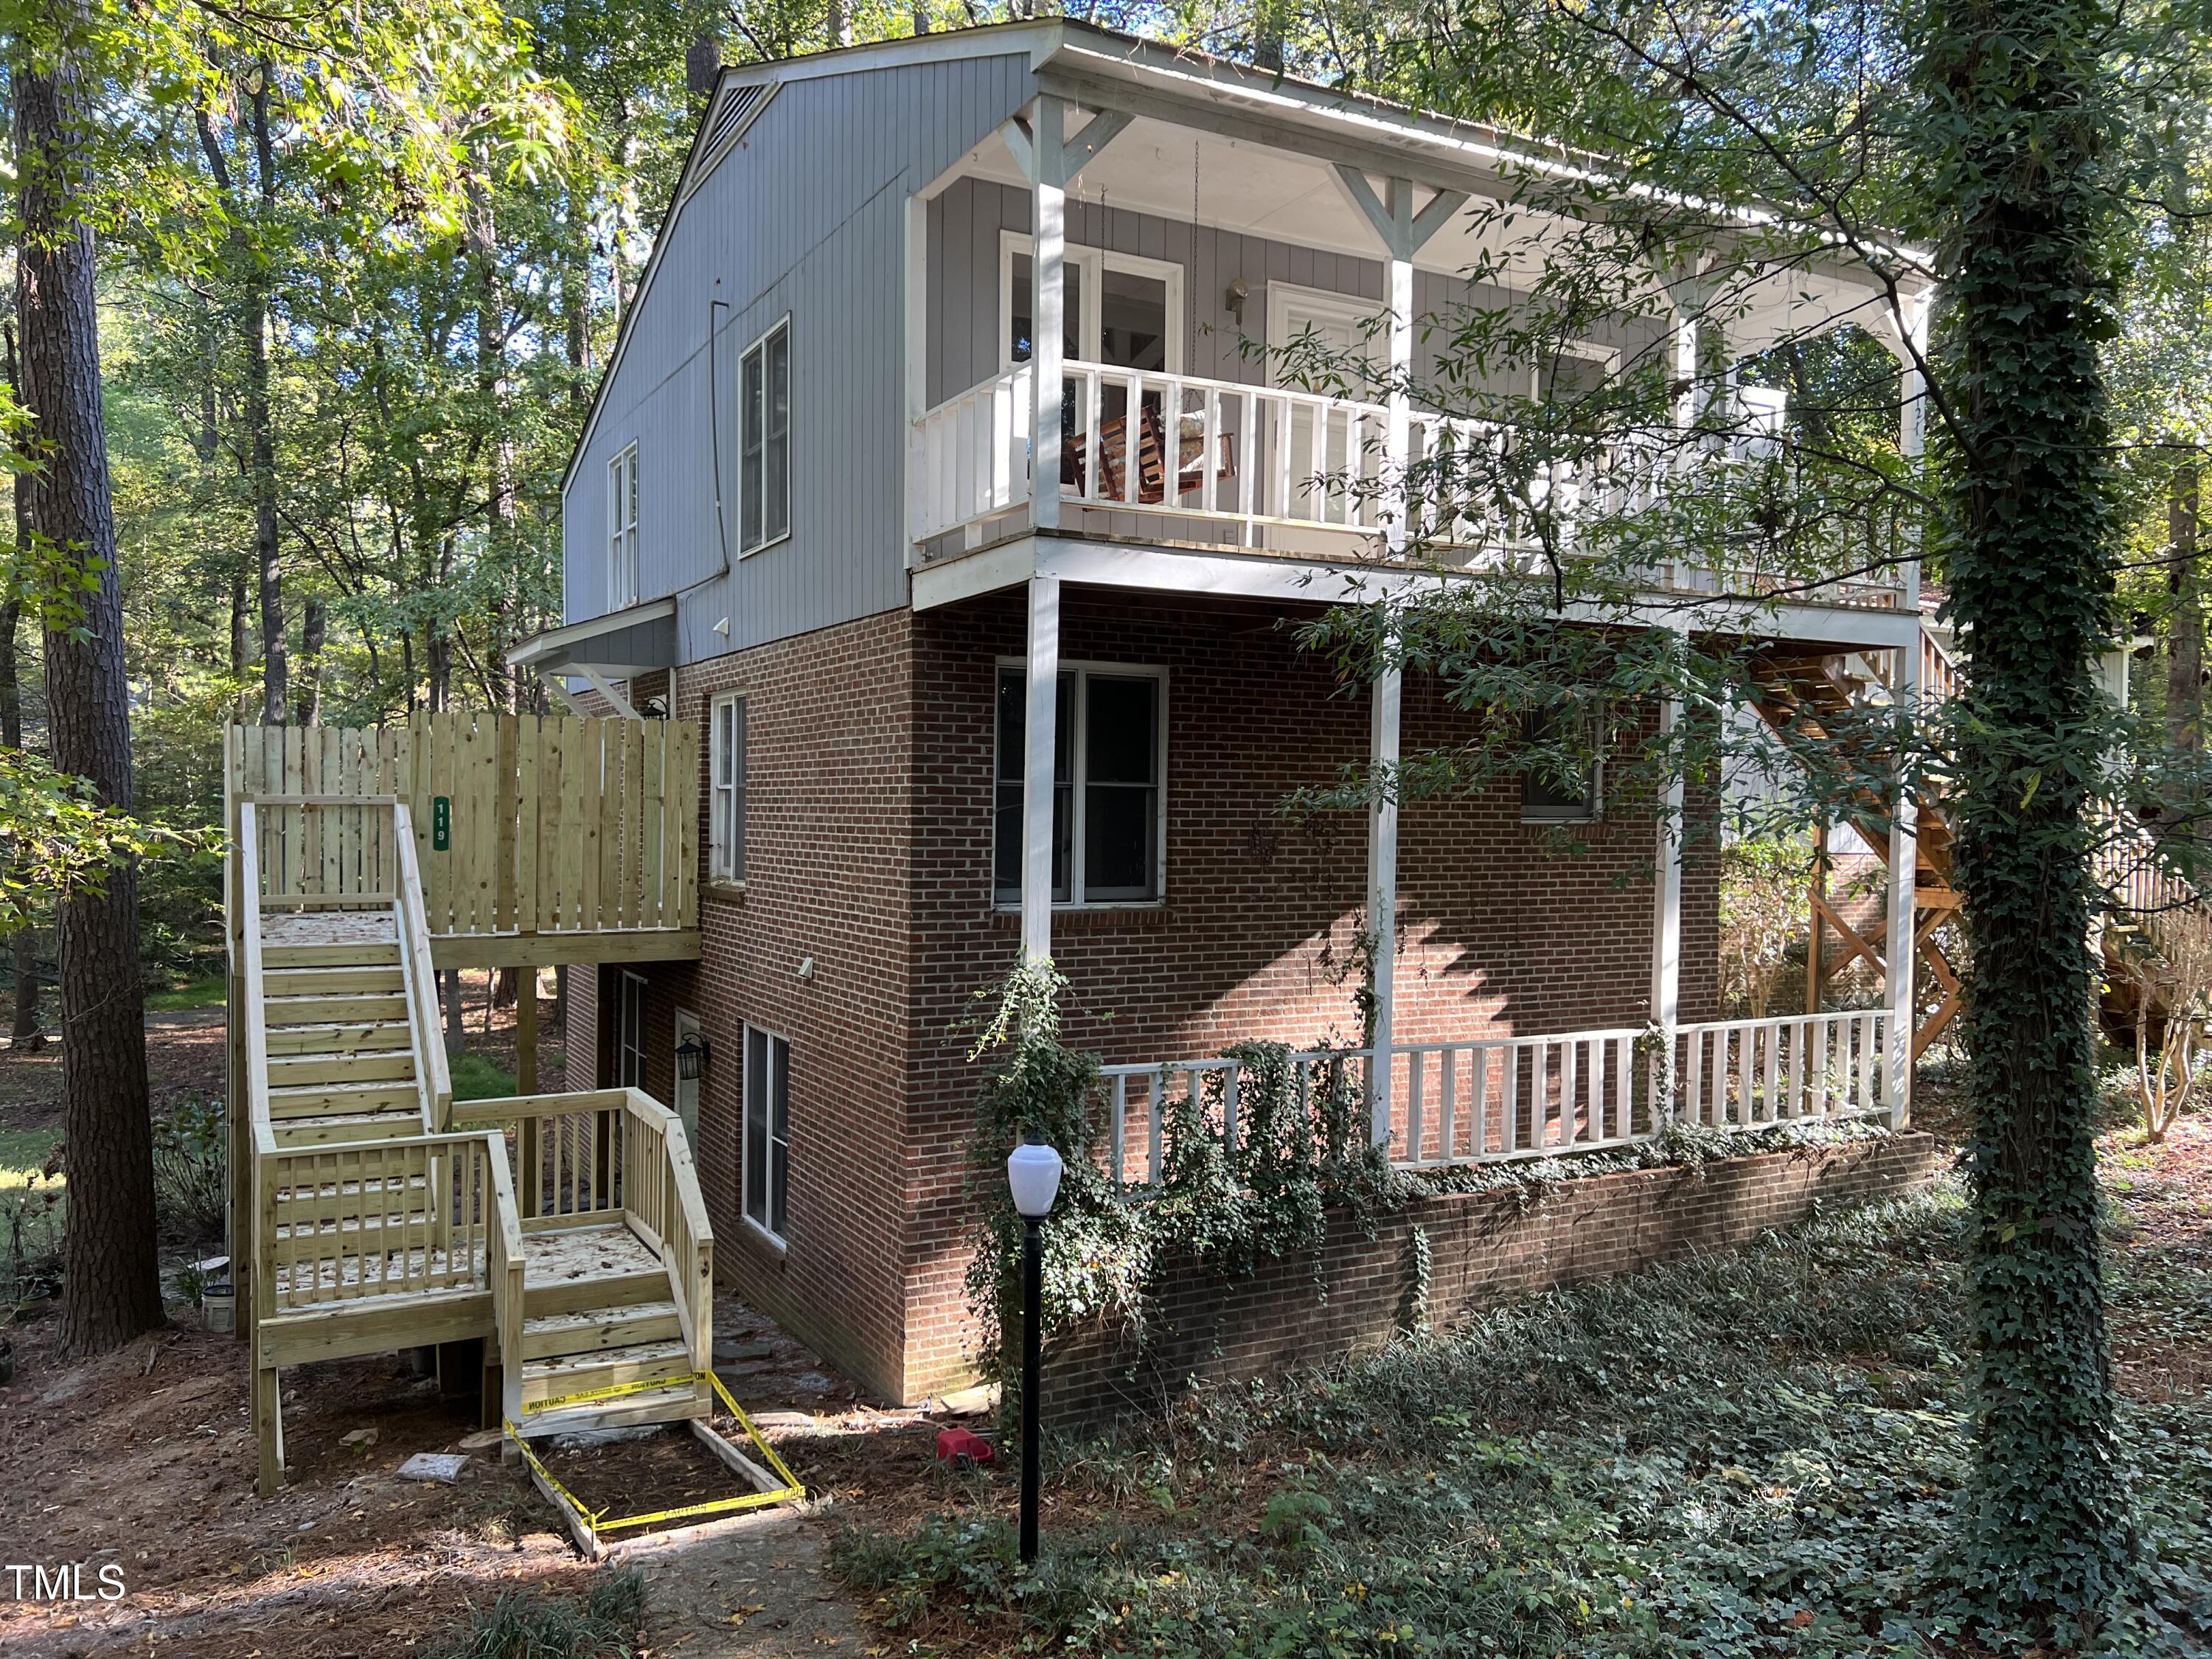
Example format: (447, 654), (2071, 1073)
(1005, 1139), (1063, 1565)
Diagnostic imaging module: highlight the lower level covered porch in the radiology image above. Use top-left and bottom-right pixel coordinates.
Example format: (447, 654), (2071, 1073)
(947, 554), (1923, 1162)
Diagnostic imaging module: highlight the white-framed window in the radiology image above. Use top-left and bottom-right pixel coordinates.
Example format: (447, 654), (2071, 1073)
(618, 971), (649, 1088)
(709, 692), (748, 884)
(992, 662), (1166, 907)
(1520, 711), (1604, 825)
(608, 443), (640, 609)
(1528, 341), (1619, 405)
(739, 318), (791, 555)
(742, 1025), (790, 1241)
(1000, 232), (1183, 373)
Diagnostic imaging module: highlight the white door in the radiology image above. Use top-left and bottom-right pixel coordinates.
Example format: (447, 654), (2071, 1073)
(1267, 285), (1382, 522)
(672, 1008), (701, 1149)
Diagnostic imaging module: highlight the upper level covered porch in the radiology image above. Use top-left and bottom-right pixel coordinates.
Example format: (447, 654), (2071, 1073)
(903, 32), (1932, 641)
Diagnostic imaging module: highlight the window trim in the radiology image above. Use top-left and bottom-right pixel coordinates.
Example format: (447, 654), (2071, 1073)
(1527, 339), (1621, 403)
(998, 232), (1186, 375)
(991, 658), (1169, 911)
(709, 691), (748, 886)
(617, 970), (650, 1089)
(608, 442), (640, 610)
(1518, 712), (1606, 826)
(741, 1023), (791, 1248)
(737, 314), (793, 560)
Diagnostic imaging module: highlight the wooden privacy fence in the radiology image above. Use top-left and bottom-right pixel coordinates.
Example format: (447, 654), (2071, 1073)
(226, 714), (699, 940)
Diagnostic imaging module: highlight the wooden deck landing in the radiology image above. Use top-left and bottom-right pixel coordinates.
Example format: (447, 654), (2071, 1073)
(526, 1222), (661, 1284)
(258, 907), (698, 970)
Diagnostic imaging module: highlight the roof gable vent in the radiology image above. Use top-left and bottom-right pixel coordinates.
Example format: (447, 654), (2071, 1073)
(686, 81), (774, 198)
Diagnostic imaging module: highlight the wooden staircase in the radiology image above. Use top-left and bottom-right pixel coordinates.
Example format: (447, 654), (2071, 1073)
(232, 794), (716, 1496)
(1750, 632), (1966, 1056)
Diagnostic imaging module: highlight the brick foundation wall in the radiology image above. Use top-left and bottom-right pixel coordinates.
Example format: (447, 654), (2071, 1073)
(1041, 1131), (1944, 1426)
(901, 589), (1722, 1398)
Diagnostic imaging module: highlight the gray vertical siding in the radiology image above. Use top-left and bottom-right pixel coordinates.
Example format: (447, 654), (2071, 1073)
(925, 177), (1652, 410)
(563, 52), (1032, 662)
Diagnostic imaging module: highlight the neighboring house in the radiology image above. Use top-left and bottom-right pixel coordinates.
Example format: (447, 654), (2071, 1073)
(515, 21), (1935, 1405)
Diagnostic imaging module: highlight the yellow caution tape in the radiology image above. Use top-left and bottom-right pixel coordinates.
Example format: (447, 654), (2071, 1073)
(505, 1370), (805, 1544)
(521, 1370), (699, 1415)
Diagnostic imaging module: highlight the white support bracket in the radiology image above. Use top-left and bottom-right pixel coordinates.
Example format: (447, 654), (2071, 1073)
(1001, 102), (1131, 190)
(1329, 165), (1468, 261)
(572, 665), (641, 721)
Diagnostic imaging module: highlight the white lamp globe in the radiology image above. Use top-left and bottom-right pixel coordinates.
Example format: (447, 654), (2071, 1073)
(1006, 1141), (1064, 1219)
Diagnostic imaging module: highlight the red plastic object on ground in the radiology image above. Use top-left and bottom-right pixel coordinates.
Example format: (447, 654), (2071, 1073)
(935, 1427), (996, 1469)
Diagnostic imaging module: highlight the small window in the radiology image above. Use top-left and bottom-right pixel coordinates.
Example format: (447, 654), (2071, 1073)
(710, 693), (748, 884)
(608, 443), (639, 608)
(993, 665), (1163, 906)
(742, 1026), (790, 1241)
(1520, 712), (1602, 824)
(618, 972), (649, 1088)
(739, 319), (790, 555)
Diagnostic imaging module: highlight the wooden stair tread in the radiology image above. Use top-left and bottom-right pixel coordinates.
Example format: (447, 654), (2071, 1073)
(524, 1300), (681, 1335)
(519, 1338), (695, 1406)
(268, 1110), (428, 1147)
(267, 1053), (416, 1085)
(521, 1301), (684, 1361)
(264, 1020), (415, 1055)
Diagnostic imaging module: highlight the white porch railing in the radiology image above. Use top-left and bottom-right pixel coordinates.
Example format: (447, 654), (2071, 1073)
(909, 361), (1907, 611)
(1096, 1009), (1893, 1187)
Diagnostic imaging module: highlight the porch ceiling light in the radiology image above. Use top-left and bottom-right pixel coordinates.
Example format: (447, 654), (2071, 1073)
(1006, 1141), (1064, 1220)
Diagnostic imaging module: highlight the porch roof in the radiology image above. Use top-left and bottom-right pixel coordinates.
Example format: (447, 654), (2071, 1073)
(508, 598), (678, 679)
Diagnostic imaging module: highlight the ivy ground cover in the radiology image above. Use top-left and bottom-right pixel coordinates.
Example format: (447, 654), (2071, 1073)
(836, 1120), (2212, 1657)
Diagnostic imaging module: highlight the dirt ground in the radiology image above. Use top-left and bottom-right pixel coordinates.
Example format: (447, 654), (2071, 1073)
(0, 999), (987, 1658)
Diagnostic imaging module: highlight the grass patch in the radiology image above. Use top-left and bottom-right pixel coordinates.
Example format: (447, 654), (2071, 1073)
(431, 1568), (646, 1658)
(0, 1123), (59, 1190)
(146, 972), (227, 1012)
(835, 1177), (2212, 1658)
(450, 1051), (518, 1102)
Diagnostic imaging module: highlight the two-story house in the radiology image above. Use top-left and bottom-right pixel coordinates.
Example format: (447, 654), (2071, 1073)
(518, 20), (1936, 1405)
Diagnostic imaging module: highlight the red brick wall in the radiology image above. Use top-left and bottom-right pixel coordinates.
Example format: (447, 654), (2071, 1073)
(900, 590), (1722, 1398)
(597, 618), (919, 1401)
(1041, 1131), (1943, 1425)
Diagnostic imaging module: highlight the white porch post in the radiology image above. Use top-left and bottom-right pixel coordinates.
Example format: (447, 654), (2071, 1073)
(1324, 167), (1464, 1150)
(1880, 292), (1930, 1124)
(1384, 178), (1416, 558)
(1887, 292), (1931, 614)
(1021, 574), (1061, 963)
(1029, 96), (1066, 534)
(1651, 684), (1685, 1117)
(1886, 644), (1920, 1127)
(1367, 659), (1401, 1147)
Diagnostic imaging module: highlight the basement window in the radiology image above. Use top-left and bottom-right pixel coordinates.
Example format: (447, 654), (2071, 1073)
(1520, 711), (1603, 824)
(742, 1026), (790, 1242)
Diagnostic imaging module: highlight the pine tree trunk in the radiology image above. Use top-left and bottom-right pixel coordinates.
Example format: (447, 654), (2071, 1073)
(1926, 0), (2128, 1618)
(0, 594), (42, 1046)
(1, 316), (43, 1047)
(296, 595), (324, 726)
(15, 19), (163, 1356)
(685, 28), (720, 105)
